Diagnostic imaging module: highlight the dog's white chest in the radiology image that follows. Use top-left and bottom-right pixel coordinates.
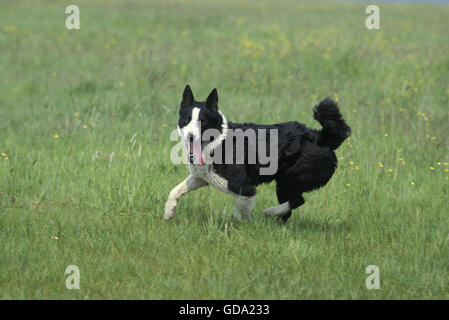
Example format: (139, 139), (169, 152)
(189, 164), (230, 194)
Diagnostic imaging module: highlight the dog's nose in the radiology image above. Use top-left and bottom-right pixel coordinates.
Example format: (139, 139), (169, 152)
(186, 133), (193, 143)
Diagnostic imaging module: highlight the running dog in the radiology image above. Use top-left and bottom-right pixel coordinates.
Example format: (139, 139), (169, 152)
(164, 85), (351, 222)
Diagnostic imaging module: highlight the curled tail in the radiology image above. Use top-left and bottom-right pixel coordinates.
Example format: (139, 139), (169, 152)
(313, 98), (351, 150)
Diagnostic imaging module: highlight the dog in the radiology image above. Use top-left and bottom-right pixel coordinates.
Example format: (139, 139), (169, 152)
(164, 85), (351, 222)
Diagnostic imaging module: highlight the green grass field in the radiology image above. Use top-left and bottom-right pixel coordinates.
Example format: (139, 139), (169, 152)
(1, 0), (448, 299)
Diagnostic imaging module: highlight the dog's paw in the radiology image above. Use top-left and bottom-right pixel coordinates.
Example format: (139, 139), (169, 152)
(164, 199), (177, 220)
(232, 211), (254, 223)
(232, 211), (243, 222)
(263, 207), (275, 216)
(264, 203), (290, 217)
(164, 210), (175, 220)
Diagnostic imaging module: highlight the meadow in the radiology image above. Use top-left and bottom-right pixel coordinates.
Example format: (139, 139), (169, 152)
(0, 0), (448, 299)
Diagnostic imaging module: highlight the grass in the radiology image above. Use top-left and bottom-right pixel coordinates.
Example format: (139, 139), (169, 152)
(0, 0), (448, 299)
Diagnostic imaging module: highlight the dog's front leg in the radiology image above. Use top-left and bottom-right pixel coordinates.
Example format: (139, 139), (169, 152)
(164, 175), (208, 220)
(233, 195), (256, 222)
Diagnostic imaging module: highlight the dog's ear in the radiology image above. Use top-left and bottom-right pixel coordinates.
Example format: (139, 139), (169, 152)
(205, 88), (218, 111)
(181, 85), (194, 108)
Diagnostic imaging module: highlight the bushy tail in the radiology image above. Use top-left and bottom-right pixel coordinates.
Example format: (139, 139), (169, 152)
(313, 98), (351, 150)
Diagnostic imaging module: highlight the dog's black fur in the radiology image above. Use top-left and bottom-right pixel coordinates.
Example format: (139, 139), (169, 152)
(178, 86), (351, 222)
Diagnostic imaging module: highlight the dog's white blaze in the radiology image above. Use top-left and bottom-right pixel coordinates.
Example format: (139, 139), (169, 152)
(178, 107), (203, 164)
(181, 107), (201, 143)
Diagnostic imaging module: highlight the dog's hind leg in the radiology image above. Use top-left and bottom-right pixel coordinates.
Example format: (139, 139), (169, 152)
(264, 183), (291, 219)
(264, 184), (305, 222)
(280, 194), (305, 222)
(263, 202), (291, 218)
(233, 195), (256, 222)
(275, 183), (292, 222)
(164, 175), (208, 220)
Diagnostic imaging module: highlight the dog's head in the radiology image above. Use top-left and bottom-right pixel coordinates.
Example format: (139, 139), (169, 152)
(177, 85), (226, 165)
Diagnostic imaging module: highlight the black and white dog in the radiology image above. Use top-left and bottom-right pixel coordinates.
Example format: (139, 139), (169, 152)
(164, 85), (351, 222)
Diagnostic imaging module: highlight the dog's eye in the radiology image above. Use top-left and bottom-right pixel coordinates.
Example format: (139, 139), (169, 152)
(182, 116), (191, 125)
(201, 119), (208, 126)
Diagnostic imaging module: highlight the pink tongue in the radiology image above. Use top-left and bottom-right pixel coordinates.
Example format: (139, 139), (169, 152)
(190, 141), (204, 165)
